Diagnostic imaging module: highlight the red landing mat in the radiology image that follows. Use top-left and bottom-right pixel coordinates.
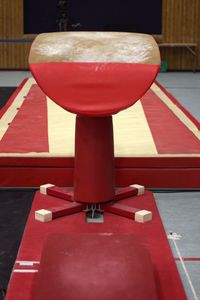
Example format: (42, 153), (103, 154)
(5, 191), (187, 300)
(0, 78), (200, 188)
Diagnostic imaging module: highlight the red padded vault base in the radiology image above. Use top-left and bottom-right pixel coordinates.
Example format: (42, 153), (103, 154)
(34, 233), (157, 300)
(5, 191), (187, 300)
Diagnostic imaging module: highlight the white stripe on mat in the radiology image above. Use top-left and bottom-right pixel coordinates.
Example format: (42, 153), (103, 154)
(16, 260), (40, 266)
(14, 270), (38, 273)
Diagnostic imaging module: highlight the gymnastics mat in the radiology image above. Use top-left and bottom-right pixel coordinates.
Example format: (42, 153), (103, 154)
(5, 191), (187, 300)
(0, 78), (200, 188)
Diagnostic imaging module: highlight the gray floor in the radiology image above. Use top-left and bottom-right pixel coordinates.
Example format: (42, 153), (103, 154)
(0, 71), (31, 87)
(155, 192), (200, 300)
(156, 72), (200, 300)
(0, 71), (200, 299)
(157, 72), (200, 122)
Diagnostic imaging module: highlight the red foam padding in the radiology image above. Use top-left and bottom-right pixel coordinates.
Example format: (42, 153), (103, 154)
(0, 155), (200, 168)
(5, 191), (187, 300)
(0, 166), (200, 188)
(34, 233), (157, 300)
(115, 167), (200, 188)
(30, 62), (159, 116)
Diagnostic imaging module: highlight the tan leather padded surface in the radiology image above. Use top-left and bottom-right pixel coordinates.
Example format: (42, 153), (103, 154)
(29, 32), (160, 65)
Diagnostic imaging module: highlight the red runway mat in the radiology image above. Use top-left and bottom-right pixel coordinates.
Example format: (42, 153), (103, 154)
(0, 78), (200, 188)
(5, 191), (187, 300)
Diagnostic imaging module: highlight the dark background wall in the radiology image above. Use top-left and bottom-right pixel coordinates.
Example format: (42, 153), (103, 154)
(0, 0), (199, 69)
(24, 0), (162, 34)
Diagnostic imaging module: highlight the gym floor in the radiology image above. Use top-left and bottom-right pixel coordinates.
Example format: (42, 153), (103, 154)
(156, 72), (200, 300)
(0, 71), (200, 300)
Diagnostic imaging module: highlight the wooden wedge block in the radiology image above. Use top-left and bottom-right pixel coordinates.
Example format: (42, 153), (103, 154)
(130, 184), (145, 195)
(135, 210), (152, 223)
(115, 184), (144, 201)
(40, 184), (55, 195)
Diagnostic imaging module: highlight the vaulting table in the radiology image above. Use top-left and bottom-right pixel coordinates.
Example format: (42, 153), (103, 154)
(27, 32), (161, 300)
(29, 32), (160, 205)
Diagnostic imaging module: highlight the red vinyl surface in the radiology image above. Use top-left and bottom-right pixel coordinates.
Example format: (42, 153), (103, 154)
(30, 62), (159, 116)
(1, 166), (200, 188)
(34, 233), (157, 300)
(5, 191), (187, 300)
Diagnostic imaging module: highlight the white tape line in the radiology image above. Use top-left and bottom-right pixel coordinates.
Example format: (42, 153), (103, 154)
(16, 260), (40, 266)
(14, 269), (38, 273)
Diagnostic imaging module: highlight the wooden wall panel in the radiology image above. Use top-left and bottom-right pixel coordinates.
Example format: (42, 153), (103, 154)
(0, 43), (31, 69)
(0, 0), (199, 69)
(0, 0), (23, 38)
(0, 0), (30, 69)
(161, 0), (200, 70)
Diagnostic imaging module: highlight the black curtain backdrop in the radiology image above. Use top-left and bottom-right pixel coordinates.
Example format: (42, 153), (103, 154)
(24, 0), (162, 34)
